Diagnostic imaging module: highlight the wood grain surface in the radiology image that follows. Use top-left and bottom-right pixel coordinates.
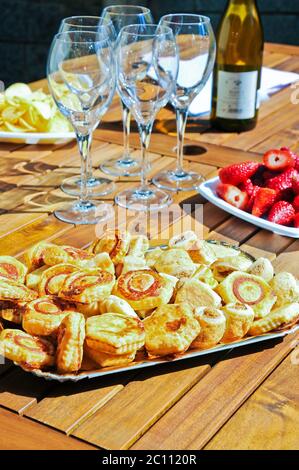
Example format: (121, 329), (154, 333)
(0, 43), (298, 450)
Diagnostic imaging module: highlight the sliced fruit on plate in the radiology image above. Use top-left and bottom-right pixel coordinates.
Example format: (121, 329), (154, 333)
(219, 161), (261, 186)
(268, 200), (295, 225)
(216, 183), (248, 210)
(263, 148), (295, 171)
(267, 167), (298, 192)
(252, 187), (277, 217)
(239, 178), (255, 196)
(294, 213), (299, 228)
(216, 271), (277, 319)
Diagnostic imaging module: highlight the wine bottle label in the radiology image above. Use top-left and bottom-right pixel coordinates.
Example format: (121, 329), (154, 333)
(216, 70), (258, 119)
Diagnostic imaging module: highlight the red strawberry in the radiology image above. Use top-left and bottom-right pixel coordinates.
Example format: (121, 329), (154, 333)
(219, 162), (261, 186)
(246, 185), (260, 212)
(267, 168), (298, 192)
(293, 195), (299, 212)
(268, 201), (295, 226)
(281, 147), (299, 171)
(239, 179), (255, 196)
(252, 188), (277, 218)
(216, 183), (249, 210)
(292, 171), (299, 195)
(294, 213), (299, 228)
(263, 148), (295, 171)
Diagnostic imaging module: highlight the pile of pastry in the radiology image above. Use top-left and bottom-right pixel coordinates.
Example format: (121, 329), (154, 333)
(0, 229), (298, 375)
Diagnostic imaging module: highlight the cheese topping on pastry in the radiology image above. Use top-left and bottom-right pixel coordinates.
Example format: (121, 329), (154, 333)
(175, 278), (222, 311)
(143, 303), (200, 357)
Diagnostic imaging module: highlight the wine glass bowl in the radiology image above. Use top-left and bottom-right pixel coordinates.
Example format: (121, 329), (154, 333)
(115, 24), (178, 211)
(56, 17), (117, 197)
(99, 5), (154, 177)
(47, 30), (116, 224)
(152, 14), (216, 192)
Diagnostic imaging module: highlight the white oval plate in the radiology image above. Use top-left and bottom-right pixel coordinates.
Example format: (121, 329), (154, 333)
(199, 176), (299, 238)
(0, 130), (75, 145)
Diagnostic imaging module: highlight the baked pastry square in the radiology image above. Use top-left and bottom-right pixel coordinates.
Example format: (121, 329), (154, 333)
(175, 278), (222, 311)
(114, 269), (176, 310)
(143, 303), (200, 357)
(86, 313), (145, 355)
(154, 248), (196, 279)
(22, 295), (74, 336)
(0, 328), (55, 370)
(88, 229), (131, 264)
(57, 312), (85, 373)
(211, 254), (253, 282)
(59, 269), (115, 304)
(0, 256), (27, 283)
(249, 302), (299, 336)
(84, 344), (136, 368)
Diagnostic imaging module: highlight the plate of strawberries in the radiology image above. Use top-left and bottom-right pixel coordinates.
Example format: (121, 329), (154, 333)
(198, 147), (299, 238)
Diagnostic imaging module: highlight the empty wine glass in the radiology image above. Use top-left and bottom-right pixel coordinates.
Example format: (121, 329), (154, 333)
(115, 24), (178, 211)
(153, 14), (216, 191)
(57, 17), (117, 198)
(100, 5), (154, 177)
(47, 31), (116, 224)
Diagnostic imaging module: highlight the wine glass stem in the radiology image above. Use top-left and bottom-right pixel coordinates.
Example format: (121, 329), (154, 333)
(175, 107), (188, 176)
(139, 122), (152, 191)
(121, 101), (131, 161)
(77, 131), (92, 205)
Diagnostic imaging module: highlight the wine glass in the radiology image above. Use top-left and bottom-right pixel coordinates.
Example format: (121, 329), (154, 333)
(57, 17), (117, 198)
(47, 31), (116, 224)
(152, 14), (216, 191)
(100, 5), (154, 177)
(115, 24), (178, 211)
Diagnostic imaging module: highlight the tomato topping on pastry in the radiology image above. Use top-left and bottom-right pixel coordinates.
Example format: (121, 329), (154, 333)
(232, 276), (264, 305)
(118, 270), (161, 300)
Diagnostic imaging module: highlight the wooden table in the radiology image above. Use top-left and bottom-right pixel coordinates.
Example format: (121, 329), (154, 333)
(0, 43), (299, 450)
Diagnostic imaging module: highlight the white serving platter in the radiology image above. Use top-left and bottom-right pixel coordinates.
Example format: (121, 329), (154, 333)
(0, 130), (75, 145)
(199, 176), (299, 238)
(22, 324), (299, 382)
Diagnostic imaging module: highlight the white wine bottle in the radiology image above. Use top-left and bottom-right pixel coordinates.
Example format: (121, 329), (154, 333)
(212, 0), (263, 131)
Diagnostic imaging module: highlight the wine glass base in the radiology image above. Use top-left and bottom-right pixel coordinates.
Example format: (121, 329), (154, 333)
(115, 186), (172, 211)
(54, 200), (114, 225)
(61, 176), (115, 197)
(152, 170), (205, 191)
(100, 156), (150, 177)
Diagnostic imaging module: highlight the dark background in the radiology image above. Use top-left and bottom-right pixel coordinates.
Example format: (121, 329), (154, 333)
(1, 0), (299, 86)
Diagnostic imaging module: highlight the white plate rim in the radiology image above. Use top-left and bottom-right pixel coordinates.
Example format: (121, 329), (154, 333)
(199, 176), (299, 238)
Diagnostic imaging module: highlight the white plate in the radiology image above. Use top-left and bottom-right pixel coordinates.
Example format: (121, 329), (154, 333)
(199, 176), (299, 238)
(0, 130), (75, 145)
